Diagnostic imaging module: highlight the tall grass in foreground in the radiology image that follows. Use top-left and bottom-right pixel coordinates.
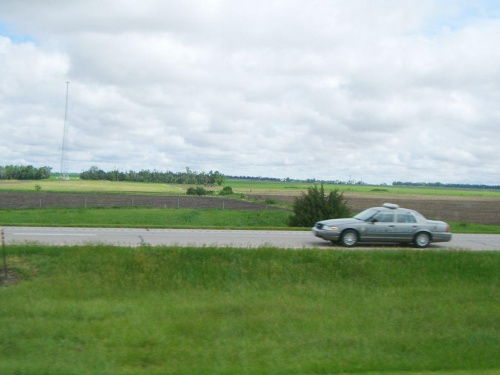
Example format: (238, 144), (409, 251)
(1, 246), (499, 375)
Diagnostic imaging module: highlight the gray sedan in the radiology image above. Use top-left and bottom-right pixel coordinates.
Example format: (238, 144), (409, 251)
(312, 203), (452, 248)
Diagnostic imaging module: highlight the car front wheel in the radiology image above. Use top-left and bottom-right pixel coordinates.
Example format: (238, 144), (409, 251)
(414, 232), (430, 248)
(340, 230), (358, 247)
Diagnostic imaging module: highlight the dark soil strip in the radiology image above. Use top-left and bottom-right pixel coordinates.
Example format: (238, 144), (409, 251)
(0, 192), (286, 211)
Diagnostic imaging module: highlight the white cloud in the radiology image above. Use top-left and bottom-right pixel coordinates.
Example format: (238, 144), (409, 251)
(0, 0), (499, 184)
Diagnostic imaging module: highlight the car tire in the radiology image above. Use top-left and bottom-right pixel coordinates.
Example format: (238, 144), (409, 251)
(340, 230), (358, 247)
(414, 232), (430, 248)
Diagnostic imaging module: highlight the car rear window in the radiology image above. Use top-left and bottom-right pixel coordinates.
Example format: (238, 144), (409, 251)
(397, 212), (417, 223)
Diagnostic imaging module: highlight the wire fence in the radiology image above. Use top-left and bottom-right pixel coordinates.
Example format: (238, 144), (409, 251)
(0, 192), (288, 211)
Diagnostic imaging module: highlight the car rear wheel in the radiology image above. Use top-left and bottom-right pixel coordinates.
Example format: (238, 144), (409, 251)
(340, 230), (358, 247)
(414, 232), (430, 248)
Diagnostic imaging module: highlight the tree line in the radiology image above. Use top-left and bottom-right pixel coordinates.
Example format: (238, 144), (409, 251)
(80, 166), (226, 185)
(393, 181), (500, 190)
(0, 165), (52, 180)
(226, 175), (366, 185)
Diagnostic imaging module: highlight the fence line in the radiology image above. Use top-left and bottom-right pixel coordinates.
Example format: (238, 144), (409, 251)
(0, 192), (287, 211)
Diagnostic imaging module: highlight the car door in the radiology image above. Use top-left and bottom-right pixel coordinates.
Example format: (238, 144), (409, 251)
(363, 211), (396, 241)
(394, 211), (420, 241)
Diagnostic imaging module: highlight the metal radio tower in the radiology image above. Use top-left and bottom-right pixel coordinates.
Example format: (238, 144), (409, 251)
(60, 81), (70, 180)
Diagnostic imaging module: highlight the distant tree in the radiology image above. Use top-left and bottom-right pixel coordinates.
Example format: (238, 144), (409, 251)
(218, 186), (233, 196)
(0, 165), (52, 180)
(78, 166), (227, 186)
(213, 171), (226, 186)
(288, 184), (350, 227)
(80, 166), (106, 180)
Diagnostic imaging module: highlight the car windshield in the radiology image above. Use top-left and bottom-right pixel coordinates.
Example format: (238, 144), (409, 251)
(354, 208), (379, 221)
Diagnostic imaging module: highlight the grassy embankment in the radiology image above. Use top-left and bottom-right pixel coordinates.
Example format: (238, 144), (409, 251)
(0, 207), (290, 229)
(1, 246), (499, 375)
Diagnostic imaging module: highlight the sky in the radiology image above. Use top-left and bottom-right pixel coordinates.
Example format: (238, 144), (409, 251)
(1, 0), (499, 185)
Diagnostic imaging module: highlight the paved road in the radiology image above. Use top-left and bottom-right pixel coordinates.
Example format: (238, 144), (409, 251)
(2, 227), (500, 250)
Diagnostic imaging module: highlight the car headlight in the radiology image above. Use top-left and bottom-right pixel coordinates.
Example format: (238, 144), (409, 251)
(325, 226), (339, 231)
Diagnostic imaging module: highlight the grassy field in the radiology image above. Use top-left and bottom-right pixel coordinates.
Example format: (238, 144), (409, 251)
(2, 177), (500, 198)
(1, 178), (500, 232)
(0, 179), (185, 195)
(1, 207), (500, 233)
(227, 180), (500, 198)
(1, 246), (499, 375)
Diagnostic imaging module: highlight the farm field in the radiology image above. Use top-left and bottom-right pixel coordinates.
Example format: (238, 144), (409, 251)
(1, 178), (499, 227)
(226, 179), (500, 197)
(1, 193), (500, 227)
(2, 178), (500, 197)
(0, 179), (185, 195)
(1, 246), (499, 374)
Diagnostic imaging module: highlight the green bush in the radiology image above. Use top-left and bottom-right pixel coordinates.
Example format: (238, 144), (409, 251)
(186, 186), (211, 196)
(218, 186), (234, 196)
(288, 184), (350, 227)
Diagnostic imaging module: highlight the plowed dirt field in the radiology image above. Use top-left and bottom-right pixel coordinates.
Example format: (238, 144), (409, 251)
(246, 192), (500, 225)
(0, 192), (284, 211)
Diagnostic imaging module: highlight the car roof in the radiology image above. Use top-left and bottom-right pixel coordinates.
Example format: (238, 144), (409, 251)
(374, 204), (419, 215)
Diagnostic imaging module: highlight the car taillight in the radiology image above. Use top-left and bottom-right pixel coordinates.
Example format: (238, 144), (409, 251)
(446, 225), (450, 232)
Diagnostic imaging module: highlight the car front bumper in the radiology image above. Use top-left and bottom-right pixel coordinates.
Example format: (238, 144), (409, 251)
(312, 227), (341, 241)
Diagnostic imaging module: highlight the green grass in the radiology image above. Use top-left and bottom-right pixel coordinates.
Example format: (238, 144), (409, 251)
(451, 222), (500, 234)
(228, 180), (500, 198)
(0, 207), (292, 229)
(0, 179), (185, 195)
(1, 207), (500, 233)
(1, 246), (499, 374)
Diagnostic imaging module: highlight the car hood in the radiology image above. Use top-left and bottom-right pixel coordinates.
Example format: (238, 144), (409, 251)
(316, 218), (360, 226)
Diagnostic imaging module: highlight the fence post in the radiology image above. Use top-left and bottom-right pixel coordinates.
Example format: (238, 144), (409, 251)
(1, 229), (7, 281)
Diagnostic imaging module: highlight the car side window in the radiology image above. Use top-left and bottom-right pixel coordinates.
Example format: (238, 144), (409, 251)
(397, 212), (417, 223)
(373, 212), (394, 223)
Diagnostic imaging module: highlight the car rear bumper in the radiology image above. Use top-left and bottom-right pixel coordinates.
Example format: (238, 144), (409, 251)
(432, 232), (452, 243)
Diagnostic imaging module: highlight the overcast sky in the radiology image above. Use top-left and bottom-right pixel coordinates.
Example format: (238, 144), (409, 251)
(1, 0), (499, 184)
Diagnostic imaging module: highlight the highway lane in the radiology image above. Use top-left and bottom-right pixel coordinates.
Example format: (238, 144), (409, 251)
(2, 227), (500, 250)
